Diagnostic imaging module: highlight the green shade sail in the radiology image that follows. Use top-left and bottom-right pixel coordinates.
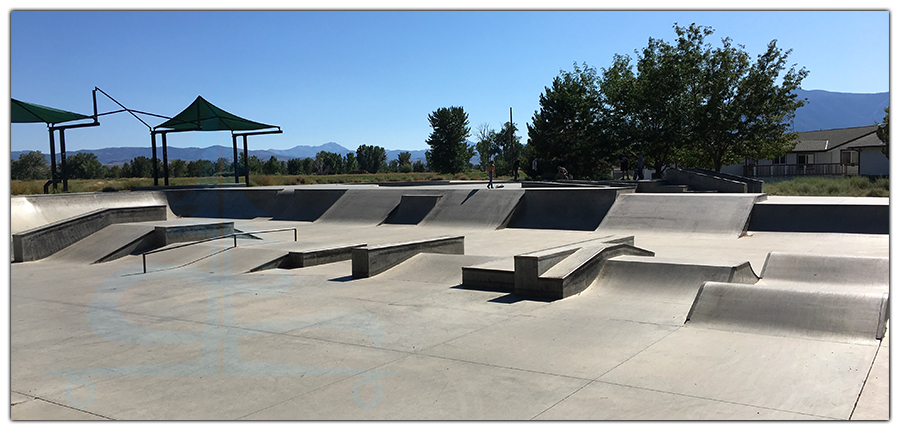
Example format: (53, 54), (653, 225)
(155, 96), (277, 131)
(11, 98), (92, 124)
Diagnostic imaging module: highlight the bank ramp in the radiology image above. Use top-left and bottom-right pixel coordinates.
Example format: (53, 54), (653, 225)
(588, 256), (759, 325)
(687, 252), (890, 342)
(597, 193), (765, 237)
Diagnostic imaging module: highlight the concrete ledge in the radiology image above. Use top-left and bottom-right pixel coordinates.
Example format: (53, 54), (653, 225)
(352, 236), (465, 278)
(249, 243), (368, 271)
(153, 222), (235, 245)
(12, 205), (167, 262)
(519, 243), (654, 300)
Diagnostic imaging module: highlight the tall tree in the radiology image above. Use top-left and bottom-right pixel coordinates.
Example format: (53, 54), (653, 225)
(68, 152), (105, 179)
(425, 106), (473, 174)
(528, 63), (612, 179)
(356, 144), (387, 173)
(876, 108), (889, 159)
(11, 150), (49, 180)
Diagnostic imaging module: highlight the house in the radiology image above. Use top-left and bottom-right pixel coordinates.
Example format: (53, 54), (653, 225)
(733, 125), (887, 178)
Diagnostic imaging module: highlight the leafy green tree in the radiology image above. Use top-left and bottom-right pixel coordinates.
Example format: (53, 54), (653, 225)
(474, 122), (498, 170)
(425, 106), (473, 174)
(106, 164), (122, 179)
(170, 159), (188, 178)
(687, 27), (807, 171)
(11, 150), (49, 180)
(344, 152), (359, 173)
(68, 152), (105, 179)
(129, 156), (154, 178)
(356, 144), (387, 173)
(877, 108), (889, 158)
(397, 151), (411, 166)
(315, 151), (343, 175)
(528, 63), (614, 179)
(263, 156), (285, 175)
(412, 160), (427, 172)
(287, 158), (304, 175)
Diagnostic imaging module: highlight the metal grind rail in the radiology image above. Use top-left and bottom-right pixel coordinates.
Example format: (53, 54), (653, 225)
(142, 228), (298, 273)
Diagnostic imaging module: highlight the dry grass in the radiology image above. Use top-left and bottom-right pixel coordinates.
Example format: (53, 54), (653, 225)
(763, 176), (889, 197)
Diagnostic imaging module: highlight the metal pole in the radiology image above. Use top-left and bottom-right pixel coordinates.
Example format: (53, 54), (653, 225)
(143, 254), (147, 273)
(162, 132), (169, 186)
(151, 133), (158, 186)
(510, 107), (516, 182)
(243, 135), (250, 187)
(233, 233), (237, 248)
(59, 129), (68, 192)
(293, 228), (297, 241)
(232, 134), (240, 184)
(48, 127), (58, 191)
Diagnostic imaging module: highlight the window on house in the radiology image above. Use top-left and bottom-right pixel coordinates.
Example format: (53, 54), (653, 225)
(841, 150), (859, 165)
(773, 156), (786, 164)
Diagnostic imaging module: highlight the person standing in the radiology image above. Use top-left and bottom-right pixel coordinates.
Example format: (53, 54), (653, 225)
(619, 155), (629, 180)
(636, 154), (644, 180)
(532, 158), (538, 178)
(487, 160), (495, 189)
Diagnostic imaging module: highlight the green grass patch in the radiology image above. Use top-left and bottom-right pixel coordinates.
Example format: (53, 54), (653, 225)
(763, 176), (889, 197)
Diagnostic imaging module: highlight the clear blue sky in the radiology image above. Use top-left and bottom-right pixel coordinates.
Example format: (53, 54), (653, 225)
(8, 9), (891, 153)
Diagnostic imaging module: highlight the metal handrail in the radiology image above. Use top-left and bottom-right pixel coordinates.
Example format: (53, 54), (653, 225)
(142, 227), (297, 273)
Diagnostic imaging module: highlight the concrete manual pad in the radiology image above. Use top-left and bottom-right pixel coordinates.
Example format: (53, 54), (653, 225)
(599, 327), (878, 419)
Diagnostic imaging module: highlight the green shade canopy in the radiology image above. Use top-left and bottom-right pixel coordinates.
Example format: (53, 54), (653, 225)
(11, 99), (92, 124)
(155, 96), (278, 131)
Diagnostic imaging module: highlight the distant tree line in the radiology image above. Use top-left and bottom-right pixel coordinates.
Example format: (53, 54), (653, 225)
(10, 144), (429, 181)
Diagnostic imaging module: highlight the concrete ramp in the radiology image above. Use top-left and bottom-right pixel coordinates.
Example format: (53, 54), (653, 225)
(271, 189), (347, 222)
(687, 282), (889, 342)
(383, 195), (442, 225)
(164, 188), (283, 219)
(587, 257), (759, 325)
(505, 188), (622, 231)
(597, 193), (764, 237)
(686, 252), (890, 342)
(316, 189), (405, 225)
(421, 189), (524, 229)
(759, 252), (889, 290)
(47, 224), (157, 264)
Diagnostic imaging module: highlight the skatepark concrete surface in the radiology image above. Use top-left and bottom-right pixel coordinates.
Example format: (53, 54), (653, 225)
(8, 182), (890, 421)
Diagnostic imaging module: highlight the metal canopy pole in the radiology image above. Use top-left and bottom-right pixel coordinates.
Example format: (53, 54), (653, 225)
(151, 133), (158, 186)
(48, 127), (58, 192)
(162, 132), (169, 186)
(243, 135), (250, 187)
(59, 129), (68, 192)
(232, 134), (240, 184)
(233, 129), (282, 187)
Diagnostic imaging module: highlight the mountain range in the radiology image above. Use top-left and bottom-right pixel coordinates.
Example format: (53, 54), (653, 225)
(11, 89), (889, 165)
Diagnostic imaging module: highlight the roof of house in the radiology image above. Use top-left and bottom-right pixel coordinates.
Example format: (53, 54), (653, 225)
(844, 132), (887, 150)
(791, 125), (882, 153)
